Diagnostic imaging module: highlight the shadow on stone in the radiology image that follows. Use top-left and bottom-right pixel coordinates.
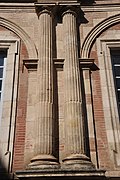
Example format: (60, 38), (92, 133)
(80, 0), (95, 5)
(0, 158), (11, 180)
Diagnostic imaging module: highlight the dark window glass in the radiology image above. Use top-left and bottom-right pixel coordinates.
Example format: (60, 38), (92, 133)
(0, 68), (3, 78)
(0, 50), (7, 102)
(111, 49), (120, 115)
(116, 78), (120, 89)
(0, 58), (4, 66)
(0, 80), (2, 91)
(117, 91), (120, 102)
(114, 66), (120, 76)
(0, 51), (6, 66)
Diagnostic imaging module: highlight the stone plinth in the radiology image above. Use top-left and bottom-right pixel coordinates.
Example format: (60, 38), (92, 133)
(16, 169), (106, 180)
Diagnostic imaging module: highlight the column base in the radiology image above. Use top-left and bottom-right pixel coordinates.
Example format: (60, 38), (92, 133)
(62, 154), (95, 170)
(27, 154), (59, 169)
(16, 168), (106, 180)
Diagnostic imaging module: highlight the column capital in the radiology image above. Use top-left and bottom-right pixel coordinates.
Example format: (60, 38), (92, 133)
(35, 3), (56, 17)
(60, 4), (81, 17)
(34, 2), (81, 19)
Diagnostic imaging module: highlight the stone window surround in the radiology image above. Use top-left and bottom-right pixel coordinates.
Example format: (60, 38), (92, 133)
(0, 37), (20, 172)
(97, 37), (120, 167)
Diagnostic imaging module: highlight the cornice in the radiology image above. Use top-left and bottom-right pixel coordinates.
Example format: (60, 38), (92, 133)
(0, 2), (119, 12)
(35, 2), (81, 20)
(0, 0), (80, 3)
(0, 2), (81, 13)
(81, 3), (120, 12)
(0, 3), (35, 8)
(0, 3), (36, 12)
(35, 2), (80, 6)
(0, 0), (36, 2)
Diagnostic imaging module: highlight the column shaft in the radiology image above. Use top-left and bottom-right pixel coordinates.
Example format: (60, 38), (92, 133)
(30, 10), (58, 167)
(37, 11), (53, 155)
(62, 10), (95, 169)
(63, 11), (84, 155)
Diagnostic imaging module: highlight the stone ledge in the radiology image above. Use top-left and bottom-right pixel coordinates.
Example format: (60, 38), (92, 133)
(80, 58), (99, 71)
(23, 59), (38, 71)
(16, 169), (106, 180)
(0, 0), (36, 2)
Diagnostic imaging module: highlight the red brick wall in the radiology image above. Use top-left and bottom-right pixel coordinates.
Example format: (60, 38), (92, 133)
(1, 15), (120, 173)
(12, 42), (28, 171)
(89, 23), (120, 170)
(0, 25), (29, 171)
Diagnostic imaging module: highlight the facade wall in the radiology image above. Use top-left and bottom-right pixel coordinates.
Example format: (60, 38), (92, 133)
(0, 0), (120, 179)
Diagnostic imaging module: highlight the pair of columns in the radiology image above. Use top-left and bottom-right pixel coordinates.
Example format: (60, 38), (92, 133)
(29, 5), (94, 169)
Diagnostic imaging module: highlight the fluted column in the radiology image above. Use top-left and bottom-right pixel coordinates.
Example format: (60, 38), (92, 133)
(62, 9), (95, 169)
(29, 8), (58, 168)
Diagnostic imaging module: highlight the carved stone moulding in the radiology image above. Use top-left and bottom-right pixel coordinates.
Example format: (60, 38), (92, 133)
(80, 58), (99, 71)
(37, 0), (79, 3)
(1, 0), (79, 3)
(16, 169), (106, 180)
(0, 0), (37, 2)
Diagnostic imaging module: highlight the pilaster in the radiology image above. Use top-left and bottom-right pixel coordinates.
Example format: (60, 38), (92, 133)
(80, 58), (99, 168)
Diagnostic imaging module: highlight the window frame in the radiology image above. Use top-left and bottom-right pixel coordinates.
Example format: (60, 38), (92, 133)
(97, 37), (120, 167)
(110, 49), (120, 118)
(0, 50), (7, 123)
(0, 38), (20, 171)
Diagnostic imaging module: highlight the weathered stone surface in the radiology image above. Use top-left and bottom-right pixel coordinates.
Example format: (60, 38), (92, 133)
(16, 168), (106, 180)
(28, 8), (58, 168)
(62, 7), (95, 170)
(0, 0), (120, 179)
